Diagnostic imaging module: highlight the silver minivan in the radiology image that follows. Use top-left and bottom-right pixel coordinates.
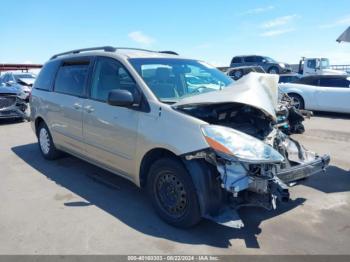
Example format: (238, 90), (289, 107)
(30, 47), (330, 228)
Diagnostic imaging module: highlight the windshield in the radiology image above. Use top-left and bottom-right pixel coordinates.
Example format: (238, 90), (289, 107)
(264, 57), (276, 63)
(320, 58), (330, 69)
(129, 58), (233, 102)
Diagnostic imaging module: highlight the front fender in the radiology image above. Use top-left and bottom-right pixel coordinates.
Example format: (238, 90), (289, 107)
(182, 159), (224, 217)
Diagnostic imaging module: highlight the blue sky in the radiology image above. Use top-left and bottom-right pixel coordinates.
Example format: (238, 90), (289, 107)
(1, 0), (350, 66)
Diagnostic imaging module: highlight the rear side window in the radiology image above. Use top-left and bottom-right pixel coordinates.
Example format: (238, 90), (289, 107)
(244, 56), (256, 63)
(34, 61), (60, 91)
(54, 61), (89, 96)
(319, 77), (350, 88)
(231, 57), (242, 63)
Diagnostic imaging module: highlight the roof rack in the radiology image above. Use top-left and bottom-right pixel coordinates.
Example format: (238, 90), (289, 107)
(50, 46), (178, 60)
(50, 46), (116, 60)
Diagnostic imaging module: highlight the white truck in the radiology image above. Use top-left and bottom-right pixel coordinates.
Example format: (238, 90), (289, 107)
(298, 57), (347, 76)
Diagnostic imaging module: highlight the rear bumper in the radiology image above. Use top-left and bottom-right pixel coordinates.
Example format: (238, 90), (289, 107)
(277, 154), (330, 183)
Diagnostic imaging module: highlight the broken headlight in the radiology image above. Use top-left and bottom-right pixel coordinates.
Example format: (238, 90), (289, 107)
(201, 125), (284, 163)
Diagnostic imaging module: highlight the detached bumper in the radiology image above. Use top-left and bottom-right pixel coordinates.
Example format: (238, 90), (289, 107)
(277, 154), (330, 183)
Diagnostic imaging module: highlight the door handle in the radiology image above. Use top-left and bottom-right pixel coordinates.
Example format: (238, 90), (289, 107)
(73, 103), (82, 110)
(84, 105), (95, 113)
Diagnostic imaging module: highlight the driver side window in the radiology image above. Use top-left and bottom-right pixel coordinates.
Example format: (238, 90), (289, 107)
(91, 58), (136, 102)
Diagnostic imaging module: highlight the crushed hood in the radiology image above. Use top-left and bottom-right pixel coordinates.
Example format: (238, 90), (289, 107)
(173, 72), (279, 120)
(18, 78), (35, 86)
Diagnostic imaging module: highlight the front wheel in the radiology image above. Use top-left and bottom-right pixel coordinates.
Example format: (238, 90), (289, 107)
(288, 93), (305, 110)
(37, 122), (62, 160)
(147, 158), (201, 228)
(268, 66), (279, 74)
(233, 69), (243, 80)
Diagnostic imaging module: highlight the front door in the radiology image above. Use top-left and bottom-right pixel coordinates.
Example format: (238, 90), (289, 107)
(83, 57), (140, 178)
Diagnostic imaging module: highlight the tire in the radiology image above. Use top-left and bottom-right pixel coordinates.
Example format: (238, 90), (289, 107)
(288, 93), (305, 110)
(37, 122), (62, 160)
(233, 70), (243, 80)
(147, 158), (201, 228)
(268, 66), (279, 74)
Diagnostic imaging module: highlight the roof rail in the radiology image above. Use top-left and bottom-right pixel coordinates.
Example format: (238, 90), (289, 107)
(50, 46), (178, 60)
(115, 47), (154, 52)
(50, 46), (116, 60)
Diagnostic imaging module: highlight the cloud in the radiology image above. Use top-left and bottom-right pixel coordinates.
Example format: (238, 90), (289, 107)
(242, 5), (274, 15)
(261, 15), (299, 28)
(260, 28), (295, 37)
(128, 31), (155, 45)
(320, 15), (350, 29)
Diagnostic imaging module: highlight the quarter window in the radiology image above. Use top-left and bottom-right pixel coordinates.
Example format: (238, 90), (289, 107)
(34, 60), (60, 91)
(90, 58), (137, 102)
(54, 61), (89, 96)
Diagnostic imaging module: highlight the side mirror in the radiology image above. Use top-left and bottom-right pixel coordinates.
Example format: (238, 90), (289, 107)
(262, 59), (267, 63)
(107, 89), (135, 107)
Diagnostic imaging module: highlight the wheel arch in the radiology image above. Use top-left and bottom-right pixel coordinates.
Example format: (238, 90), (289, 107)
(287, 92), (306, 108)
(139, 147), (223, 217)
(139, 147), (179, 188)
(34, 116), (46, 136)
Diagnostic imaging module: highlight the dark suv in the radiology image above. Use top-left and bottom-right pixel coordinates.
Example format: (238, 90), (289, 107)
(230, 55), (292, 74)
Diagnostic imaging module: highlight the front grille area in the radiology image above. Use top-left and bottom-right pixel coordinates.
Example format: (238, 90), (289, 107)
(0, 95), (17, 109)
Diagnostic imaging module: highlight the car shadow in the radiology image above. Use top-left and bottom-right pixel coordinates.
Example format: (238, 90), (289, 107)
(0, 118), (25, 125)
(313, 111), (350, 120)
(299, 165), (350, 194)
(12, 143), (307, 249)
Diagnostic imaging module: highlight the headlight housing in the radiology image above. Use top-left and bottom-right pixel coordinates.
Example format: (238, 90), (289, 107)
(279, 63), (286, 68)
(17, 91), (28, 100)
(201, 125), (284, 163)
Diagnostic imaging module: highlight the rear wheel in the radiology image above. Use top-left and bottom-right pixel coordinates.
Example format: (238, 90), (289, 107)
(37, 122), (62, 160)
(288, 93), (305, 110)
(147, 158), (201, 228)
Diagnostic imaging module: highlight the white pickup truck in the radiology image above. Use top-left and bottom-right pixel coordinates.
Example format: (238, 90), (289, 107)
(298, 57), (347, 76)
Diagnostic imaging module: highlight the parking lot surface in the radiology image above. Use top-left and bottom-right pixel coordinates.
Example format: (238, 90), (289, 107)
(0, 113), (350, 255)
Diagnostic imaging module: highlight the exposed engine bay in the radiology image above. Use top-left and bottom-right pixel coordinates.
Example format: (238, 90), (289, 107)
(179, 102), (330, 228)
(173, 73), (330, 228)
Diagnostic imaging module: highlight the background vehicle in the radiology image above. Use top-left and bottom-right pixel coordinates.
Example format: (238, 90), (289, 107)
(0, 84), (28, 120)
(226, 65), (265, 80)
(0, 72), (36, 101)
(230, 55), (292, 74)
(298, 57), (347, 76)
(279, 75), (350, 113)
(278, 73), (301, 83)
(30, 46), (329, 229)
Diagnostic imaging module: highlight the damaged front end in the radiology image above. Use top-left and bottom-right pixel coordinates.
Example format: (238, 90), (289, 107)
(276, 93), (313, 135)
(184, 123), (329, 228)
(174, 73), (330, 228)
(0, 93), (28, 119)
